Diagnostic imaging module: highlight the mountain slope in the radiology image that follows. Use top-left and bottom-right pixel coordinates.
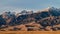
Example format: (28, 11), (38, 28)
(0, 7), (60, 31)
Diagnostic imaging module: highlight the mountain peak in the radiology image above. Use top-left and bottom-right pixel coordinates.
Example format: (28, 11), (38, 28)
(38, 7), (51, 12)
(41, 7), (57, 11)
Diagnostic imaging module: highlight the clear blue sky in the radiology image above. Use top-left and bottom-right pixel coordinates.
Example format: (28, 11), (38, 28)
(0, 0), (60, 12)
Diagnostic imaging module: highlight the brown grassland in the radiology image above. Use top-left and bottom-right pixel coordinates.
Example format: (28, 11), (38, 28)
(0, 31), (60, 34)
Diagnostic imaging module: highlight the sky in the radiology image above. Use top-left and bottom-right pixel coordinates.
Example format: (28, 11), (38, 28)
(0, 0), (60, 13)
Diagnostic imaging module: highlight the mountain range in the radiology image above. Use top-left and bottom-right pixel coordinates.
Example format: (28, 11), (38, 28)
(0, 7), (60, 31)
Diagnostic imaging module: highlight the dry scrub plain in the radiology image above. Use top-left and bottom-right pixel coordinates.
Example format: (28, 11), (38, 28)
(0, 31), (60, 34)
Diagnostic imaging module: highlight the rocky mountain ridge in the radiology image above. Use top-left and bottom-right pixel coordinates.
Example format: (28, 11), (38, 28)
(0, 7), (60, 31)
